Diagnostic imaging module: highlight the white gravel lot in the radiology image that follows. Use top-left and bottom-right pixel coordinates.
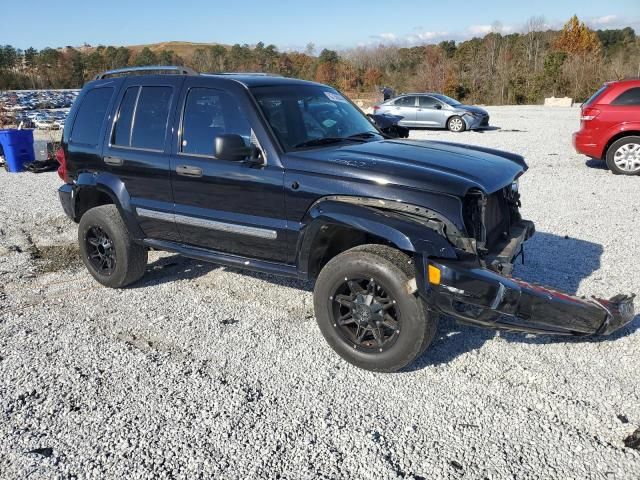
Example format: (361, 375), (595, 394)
(0, 106), (639, 479)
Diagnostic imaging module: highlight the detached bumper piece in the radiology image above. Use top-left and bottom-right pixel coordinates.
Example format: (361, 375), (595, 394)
(424, 260), (635, 336)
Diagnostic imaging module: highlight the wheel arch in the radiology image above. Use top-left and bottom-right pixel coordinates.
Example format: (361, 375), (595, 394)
(447, 114), (468, 130)
(297, 196), (459, 280)
(603, 129), (640, 158)
(74, 172), (144, 239)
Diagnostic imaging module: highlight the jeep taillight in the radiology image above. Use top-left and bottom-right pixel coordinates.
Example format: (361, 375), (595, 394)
(373, 105), (380, 111)
(580, 107), (600, 121)
(55, 147), (68, 183)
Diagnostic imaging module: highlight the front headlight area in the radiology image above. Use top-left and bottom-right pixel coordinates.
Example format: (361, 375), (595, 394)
(511, 179), (519, 195)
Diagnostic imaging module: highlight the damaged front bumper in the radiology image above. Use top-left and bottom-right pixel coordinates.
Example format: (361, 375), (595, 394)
(421, 221), (635, 336)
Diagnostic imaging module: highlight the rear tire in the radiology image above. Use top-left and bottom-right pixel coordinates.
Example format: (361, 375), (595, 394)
(605, 136), (640, 175)
(447, 115), (466, 132)
(313, 245), (436, 372)
(78, 205), (147, 288)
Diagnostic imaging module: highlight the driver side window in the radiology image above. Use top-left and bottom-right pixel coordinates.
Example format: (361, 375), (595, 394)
(181, 88), (252, 156)
(418, 96), (440, 109)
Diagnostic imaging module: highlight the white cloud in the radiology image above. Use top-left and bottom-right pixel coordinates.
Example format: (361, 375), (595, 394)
(468, 24), (493, 35)
(589, 15), (619, 27)
(377, 33), (397, 41)
(468, 23), (515, 36)
(367, 30), (450, 46)
(411, 31), (449, 41)
(584, 14), (640, 31)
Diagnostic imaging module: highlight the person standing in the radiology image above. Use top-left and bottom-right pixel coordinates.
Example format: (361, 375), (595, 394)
(381, 86), (394, 102)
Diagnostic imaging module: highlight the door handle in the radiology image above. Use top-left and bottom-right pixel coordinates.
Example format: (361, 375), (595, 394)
(176, 165), (203, 177)
(104, 156), (123, 166)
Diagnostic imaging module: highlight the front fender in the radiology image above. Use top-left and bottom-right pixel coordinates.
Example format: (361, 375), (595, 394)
(74, 172), (144, 239)
(297, 198), (459, 278)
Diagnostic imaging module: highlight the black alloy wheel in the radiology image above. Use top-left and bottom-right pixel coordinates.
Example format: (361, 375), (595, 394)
(85, 225), (117, 276)
(331, 277), (400, 352)
(313, 244), (437, 372)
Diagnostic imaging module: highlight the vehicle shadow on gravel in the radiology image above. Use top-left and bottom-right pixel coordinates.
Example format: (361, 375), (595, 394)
(584, 159), (609, 171)
(408, 231), (639, 370)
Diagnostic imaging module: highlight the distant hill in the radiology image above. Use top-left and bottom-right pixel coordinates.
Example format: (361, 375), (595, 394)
(118, 41), (228, 60)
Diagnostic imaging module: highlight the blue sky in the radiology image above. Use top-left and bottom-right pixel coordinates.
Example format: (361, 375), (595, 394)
(3, 0), (639, 51)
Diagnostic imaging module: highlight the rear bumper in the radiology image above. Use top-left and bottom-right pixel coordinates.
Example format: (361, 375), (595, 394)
(573, 130), (604, 159)
(58, 183), (75, 221)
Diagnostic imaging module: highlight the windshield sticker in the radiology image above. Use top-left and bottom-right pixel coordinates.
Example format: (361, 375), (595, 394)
(324, 91), (348, 103)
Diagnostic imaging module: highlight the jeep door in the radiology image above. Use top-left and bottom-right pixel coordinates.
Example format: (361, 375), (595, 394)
(102, 76), (183, 241)
(416, 96), (448, 127)
(169, 78), (288, 262)
(386, 96), (418, 126)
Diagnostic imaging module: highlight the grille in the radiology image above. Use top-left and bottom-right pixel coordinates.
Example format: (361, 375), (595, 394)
(484, 192), (510, 247)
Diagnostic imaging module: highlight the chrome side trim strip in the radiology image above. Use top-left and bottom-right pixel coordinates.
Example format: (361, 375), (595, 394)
(136, 208), (174, 222)
(136, 208), (277, 240)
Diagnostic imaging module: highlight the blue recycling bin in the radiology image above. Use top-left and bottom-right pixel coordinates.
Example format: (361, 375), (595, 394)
(0, 129), (35, 172)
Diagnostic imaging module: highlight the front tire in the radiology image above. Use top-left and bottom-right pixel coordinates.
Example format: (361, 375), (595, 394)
(313, 245), (436, 372)
(78, 205), (147, 288)
(606, 136), (640, 175)
(447, 115), (466, 132)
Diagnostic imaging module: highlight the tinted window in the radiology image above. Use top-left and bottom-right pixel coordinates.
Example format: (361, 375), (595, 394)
(181, 88), (252, 156)
(70, 87), (113, 145)
(611, 87), (640, 106)
(394, 96), (416, 107)
(251, 85), (381, 151)
(584, 85), (608, 107)
(431, 94), (461, 106)
(112, 87), (139, 146)
(418, 96), (440, 108)
(130, 86), (172, 150)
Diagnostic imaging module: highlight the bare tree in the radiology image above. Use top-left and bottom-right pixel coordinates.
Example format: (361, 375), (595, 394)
(524, 16), (546, 72)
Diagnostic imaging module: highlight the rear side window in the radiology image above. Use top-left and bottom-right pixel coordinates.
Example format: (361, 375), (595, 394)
(70, 87), (114, 145)
(394, 96), (416, 107)
(611, 87), (640, 106)
(112, 87), (138, 146)
(111, 85), (172, 150)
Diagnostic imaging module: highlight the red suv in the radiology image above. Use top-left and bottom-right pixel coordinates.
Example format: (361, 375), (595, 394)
(573, 79), (640, 175)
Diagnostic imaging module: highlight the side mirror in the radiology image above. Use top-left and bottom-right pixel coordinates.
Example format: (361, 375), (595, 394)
(214, 134), (262, 164)
(434, 104), (442, 110)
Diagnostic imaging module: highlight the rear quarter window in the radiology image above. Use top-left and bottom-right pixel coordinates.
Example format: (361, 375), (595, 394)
(611, 87), (640, 106)
(70, 87), (114, 145)
(583, 85), (608, 107)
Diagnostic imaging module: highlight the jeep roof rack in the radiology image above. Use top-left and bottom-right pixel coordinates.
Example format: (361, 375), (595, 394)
(94, 65), (199, 80)
(206, 72), (282, 77)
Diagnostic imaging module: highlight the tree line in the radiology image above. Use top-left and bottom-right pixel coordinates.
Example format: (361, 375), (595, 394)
(0, 16), (638, 104)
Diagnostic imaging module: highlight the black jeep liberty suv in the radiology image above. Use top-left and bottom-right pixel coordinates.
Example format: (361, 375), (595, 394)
(57, 66), (634, 372)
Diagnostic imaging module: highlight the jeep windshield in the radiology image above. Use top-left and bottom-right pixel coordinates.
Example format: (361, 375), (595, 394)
(250, 85), (382, 151)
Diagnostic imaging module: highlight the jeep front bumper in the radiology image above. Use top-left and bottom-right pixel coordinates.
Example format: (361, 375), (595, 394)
(420, 220), (635, 336)
(423, 261), (634, 335)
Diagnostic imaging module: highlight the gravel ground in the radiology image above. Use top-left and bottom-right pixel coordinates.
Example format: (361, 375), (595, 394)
(1, 106), (639, 479)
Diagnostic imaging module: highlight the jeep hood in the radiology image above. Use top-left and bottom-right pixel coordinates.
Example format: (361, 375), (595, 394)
(287, 139), (527, 197)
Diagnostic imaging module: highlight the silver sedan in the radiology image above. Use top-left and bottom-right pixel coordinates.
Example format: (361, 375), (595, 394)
(373, 93), (489, 132)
